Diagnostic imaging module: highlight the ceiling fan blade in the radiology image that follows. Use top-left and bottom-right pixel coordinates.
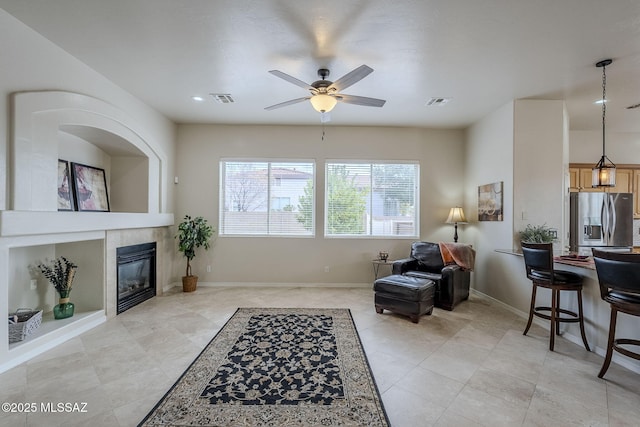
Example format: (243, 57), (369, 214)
(328, 65), (374, 92)
(264, 97), (310, 110)
(268, 70), (314, 90)
(335, 94), (386, 107)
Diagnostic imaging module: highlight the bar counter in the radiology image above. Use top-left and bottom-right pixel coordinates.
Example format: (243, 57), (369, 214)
(495, 249), (640, 374)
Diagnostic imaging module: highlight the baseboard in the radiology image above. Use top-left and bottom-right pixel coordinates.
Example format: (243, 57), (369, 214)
(166, 281), (372, 290)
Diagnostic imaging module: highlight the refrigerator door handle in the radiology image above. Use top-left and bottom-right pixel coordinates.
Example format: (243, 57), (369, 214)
(610, 196), (617, 242)
(601, 198), (609, 243)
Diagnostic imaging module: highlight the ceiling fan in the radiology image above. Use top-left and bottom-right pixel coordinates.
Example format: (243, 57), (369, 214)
(264, 64), (386, 114)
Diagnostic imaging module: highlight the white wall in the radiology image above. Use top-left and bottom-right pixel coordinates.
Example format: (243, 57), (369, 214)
(513, 100), (567, 249)
(570, 131), (640, 164)
(464, 101), (515, 297)
(0, 10), (176, 212)
(467, 99), (569, 313)
(174, 124), (466, 285)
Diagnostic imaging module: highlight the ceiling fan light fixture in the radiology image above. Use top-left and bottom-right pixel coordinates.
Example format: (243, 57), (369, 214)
(310, 94), (337, 113)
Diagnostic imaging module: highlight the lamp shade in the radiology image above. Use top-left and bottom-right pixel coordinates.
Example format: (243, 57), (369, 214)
(592, 159), (616, 187)
(309, 94), (337, 113)
(446, 207), (467, 224)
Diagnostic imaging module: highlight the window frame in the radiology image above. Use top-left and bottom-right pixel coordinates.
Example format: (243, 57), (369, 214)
(219, 158), (316, 237)
(324, 160), (420, 238)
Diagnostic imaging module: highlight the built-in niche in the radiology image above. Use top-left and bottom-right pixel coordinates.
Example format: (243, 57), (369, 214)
(58, 125), (149, 213)
(8, 236), (104, 349)
(11, 91), (164, 214)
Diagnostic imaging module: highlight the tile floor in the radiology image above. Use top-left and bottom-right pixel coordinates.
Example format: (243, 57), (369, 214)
(1, 286), (640, 427)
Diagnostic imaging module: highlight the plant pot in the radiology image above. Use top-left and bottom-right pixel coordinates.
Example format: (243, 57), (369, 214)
(182, 275), (198, 292)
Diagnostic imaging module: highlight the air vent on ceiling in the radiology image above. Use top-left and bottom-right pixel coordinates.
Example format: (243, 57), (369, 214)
(210, 93), (234, 104)
(425, 97), (451, 107)
(626, 103), (640, 110)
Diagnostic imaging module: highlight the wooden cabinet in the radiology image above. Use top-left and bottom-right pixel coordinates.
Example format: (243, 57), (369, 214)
(612, 168), (633, 193)
(569, 168), (580, 192)
(578, 168), (600, 192)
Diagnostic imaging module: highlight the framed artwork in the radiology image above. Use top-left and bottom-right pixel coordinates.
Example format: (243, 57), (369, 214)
(71, 162), (110, 212)
(478, 181), (503, 221)
(57, 159), (75, 211)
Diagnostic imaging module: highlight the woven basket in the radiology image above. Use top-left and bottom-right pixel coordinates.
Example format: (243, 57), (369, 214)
(8, 309), (43, 344)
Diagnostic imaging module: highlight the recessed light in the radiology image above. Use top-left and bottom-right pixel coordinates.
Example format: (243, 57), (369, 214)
(191, 96), (205, 102)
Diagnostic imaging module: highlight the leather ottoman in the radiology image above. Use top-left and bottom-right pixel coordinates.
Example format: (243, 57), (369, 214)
(373, 274), (435, 323)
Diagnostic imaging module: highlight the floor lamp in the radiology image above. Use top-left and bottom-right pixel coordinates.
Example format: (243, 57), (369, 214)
(446, 207), (467, 243)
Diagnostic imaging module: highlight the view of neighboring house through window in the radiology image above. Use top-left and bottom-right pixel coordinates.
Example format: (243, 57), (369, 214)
(220, 160), (315, 236)
(325, 162), (419, 237)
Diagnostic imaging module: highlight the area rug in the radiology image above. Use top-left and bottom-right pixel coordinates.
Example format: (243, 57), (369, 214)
(139, 308), (389, 427)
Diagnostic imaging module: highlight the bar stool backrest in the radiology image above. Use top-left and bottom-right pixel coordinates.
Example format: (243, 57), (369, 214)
(521, 242), (554, 280)
(592, 249), (640, 300)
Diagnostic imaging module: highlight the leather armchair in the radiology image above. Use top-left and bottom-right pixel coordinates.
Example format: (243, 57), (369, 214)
(392, 241), (471, 310)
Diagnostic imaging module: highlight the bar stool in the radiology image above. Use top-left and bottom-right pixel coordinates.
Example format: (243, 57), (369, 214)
(592, 249), (640, 378)
(521, 242), (590, 351)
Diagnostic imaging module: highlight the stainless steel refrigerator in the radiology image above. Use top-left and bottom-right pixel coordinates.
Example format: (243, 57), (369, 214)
(569, 192), (634, 254)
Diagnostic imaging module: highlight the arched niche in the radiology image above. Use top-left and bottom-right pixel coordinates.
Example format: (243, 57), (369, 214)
(11, 91), (166, 213)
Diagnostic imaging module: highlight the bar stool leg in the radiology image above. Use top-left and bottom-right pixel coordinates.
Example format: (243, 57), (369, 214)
(598, 307), (618, 378)
(577, 289), (590, 351)
(555, 289), (561, 336)
(523, 284), (537, 336)
(550, 287), (557, 351)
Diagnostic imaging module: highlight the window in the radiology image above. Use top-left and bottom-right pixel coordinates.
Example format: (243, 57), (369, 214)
(220, 160), (314, 236)
(325, 162), (419, 237)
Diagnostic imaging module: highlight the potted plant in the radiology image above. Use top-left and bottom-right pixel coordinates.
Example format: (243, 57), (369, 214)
(176, 215), (214, 292)
(37, 256), (78, 319)
(519, 223), (555, 243)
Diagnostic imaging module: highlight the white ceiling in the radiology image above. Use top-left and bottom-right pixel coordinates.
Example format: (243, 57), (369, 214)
(2, 0), (640, 131)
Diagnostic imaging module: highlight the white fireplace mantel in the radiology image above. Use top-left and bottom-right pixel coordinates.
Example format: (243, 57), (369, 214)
(0, 210), (173, 237)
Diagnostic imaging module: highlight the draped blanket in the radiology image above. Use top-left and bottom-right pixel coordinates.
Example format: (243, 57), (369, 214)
(439, 242), (476, 271)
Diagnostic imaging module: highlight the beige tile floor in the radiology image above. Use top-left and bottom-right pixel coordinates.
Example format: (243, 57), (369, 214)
(1, 286), (640, 427)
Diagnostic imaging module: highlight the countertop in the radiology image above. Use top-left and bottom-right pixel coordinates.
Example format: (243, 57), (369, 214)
(496, 249), (595, 270)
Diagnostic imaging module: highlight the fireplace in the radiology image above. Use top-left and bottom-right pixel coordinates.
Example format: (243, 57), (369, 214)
(117, 242), (156, 314)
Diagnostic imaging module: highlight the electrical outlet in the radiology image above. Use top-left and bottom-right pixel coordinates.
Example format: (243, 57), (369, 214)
(324, 266), (330, 273)
(30, 279), (37, 290)
(206, 265), (212, 273)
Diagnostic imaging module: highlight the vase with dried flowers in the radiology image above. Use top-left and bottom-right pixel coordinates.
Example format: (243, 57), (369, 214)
(38, 256), (77, 319)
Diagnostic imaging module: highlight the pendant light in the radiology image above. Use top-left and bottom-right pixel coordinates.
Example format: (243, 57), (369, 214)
(592, 59), (616, 187)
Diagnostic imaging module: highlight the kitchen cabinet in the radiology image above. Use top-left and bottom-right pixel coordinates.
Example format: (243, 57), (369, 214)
(569, 168), (580, 192)
(611, 168), (633, 193)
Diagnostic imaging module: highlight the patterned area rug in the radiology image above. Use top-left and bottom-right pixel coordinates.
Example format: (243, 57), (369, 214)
(139, 308), (389, 427)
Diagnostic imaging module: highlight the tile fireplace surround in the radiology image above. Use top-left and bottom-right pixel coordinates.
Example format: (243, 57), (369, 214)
(0, 91), (174, 373)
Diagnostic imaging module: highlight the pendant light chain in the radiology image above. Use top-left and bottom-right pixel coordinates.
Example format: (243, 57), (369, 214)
(601, 62), (607, 158)
(592, 58), (615, 187)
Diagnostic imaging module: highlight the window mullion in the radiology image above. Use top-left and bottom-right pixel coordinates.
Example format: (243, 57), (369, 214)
(266, 162), (272, 235)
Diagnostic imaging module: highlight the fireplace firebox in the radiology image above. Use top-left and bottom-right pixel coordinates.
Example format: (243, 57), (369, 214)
(117, 242), (156, 314)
